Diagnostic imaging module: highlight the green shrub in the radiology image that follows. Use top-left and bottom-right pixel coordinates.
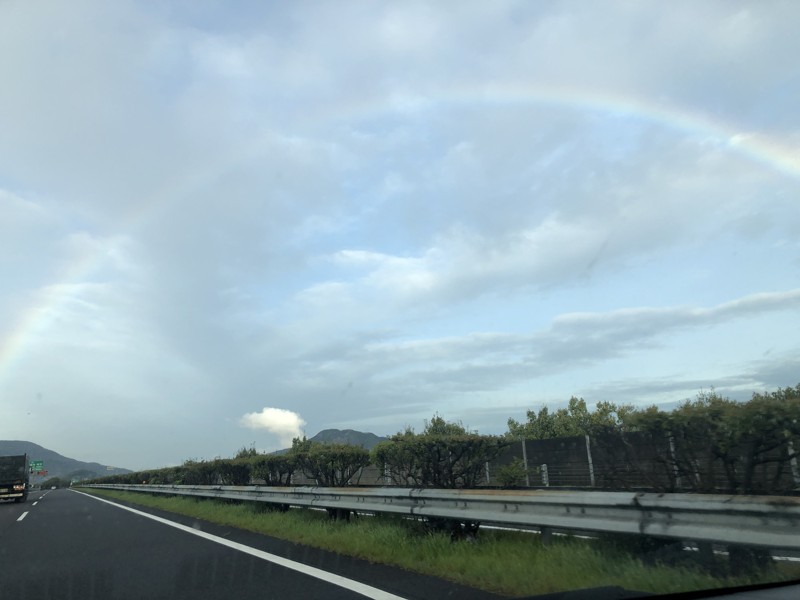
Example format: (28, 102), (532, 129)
(496, 458), (527, 488)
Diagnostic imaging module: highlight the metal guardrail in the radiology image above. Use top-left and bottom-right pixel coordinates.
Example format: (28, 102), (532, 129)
(82, 484), (800, 550)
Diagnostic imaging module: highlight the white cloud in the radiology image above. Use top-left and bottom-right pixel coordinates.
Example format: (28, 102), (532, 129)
(551, 289), (800, 335)
(239, 407), (306, 447)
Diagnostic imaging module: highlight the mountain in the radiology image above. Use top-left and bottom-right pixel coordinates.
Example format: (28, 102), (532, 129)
(272, 428), (388, 455)
(308, 429), (388, 449)
(0, 441), (131, 481)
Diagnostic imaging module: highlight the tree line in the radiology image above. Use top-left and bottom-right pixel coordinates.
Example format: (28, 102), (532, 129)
(507, 385), (800, 494)
(88, 383), (800, 495)
(88, 413), (507, 489)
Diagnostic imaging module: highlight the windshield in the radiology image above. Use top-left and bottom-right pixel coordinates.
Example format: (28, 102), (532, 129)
(1, 2), (798, 598)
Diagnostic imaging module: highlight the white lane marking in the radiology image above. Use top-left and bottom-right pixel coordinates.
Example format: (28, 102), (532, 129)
(72, 490), (406, 600)
(32, 502), (38, 506)
(17, 511), (29, 522)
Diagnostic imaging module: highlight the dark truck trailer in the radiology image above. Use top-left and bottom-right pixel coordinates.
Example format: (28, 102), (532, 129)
(0, 454), (30, 503)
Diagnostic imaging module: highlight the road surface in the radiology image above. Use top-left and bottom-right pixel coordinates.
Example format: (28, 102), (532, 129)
(0, 489), (500, 600)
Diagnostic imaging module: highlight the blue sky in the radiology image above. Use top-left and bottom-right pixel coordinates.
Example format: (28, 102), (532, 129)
(1, 1), (798, 470)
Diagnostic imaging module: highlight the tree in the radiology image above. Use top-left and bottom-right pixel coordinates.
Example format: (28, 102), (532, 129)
(423, 413), (472, 436)
(291, 441), (370, 487)
(290, 441), (371, 520)
(176, 459), (219, 485)
(250, 454), (296, 486)
(372, 414), (509, 488)
(214, 458), (252, 485)
(507, 397), (633, 439)
(234, 444), (258, 459)
(628, 386), (800, 494)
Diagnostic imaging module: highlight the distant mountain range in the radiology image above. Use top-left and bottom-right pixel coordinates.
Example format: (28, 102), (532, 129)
(1, 431), (386, 479)
(0, 441), (131, 481)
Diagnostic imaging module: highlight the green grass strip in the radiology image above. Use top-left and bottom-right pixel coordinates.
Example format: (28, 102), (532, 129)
(81, 488), (800, 597)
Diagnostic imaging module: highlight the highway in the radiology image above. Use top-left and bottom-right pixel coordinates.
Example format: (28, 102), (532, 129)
(0, 490), (500, 600)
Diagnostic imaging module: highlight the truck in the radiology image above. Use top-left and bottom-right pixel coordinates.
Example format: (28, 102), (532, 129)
(0, 454), (30, 503)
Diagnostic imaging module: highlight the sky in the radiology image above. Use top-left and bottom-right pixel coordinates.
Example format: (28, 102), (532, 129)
(1, 1), (799, 471)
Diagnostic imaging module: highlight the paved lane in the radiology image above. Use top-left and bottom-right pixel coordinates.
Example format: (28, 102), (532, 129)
(0, 490), (49, 534)
(0, 489), (389, 599)
(0, 489), (499, 600)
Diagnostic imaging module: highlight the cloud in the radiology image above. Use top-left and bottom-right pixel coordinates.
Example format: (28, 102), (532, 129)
(551, 289), (800, 337)
(2, 1), (799, 469)
(239, 407), (306, 447)
(267, 288), (800, 428)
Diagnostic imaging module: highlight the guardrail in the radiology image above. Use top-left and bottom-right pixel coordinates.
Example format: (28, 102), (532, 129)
(81, 484), (800, 550)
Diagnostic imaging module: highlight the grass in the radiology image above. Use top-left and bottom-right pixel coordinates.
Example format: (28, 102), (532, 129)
(80, 488), (800, 597)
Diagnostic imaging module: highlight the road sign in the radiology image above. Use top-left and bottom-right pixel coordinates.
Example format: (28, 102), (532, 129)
(30, 460), (44, 471)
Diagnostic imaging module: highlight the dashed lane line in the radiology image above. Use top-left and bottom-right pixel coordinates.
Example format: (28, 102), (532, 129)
(16, 512), (28, 522)
(72, 490), (407, 600)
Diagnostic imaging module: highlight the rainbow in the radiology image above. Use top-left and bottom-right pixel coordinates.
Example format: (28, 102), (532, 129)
(0, 139), (263, 388)
(1, 82), (798, 387)
(319, 82), (800, 179)
(0, 245), (100, 389)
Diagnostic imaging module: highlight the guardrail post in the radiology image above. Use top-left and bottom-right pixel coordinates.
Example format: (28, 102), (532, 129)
(540, 527), (553, 545)
(697, 542), (715, 567)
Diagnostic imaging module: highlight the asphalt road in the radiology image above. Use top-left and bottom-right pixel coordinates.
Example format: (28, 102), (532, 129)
(0, 489), (502, 600)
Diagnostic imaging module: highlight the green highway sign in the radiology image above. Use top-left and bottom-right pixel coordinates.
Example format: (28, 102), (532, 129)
(30, 460), (44, 470)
